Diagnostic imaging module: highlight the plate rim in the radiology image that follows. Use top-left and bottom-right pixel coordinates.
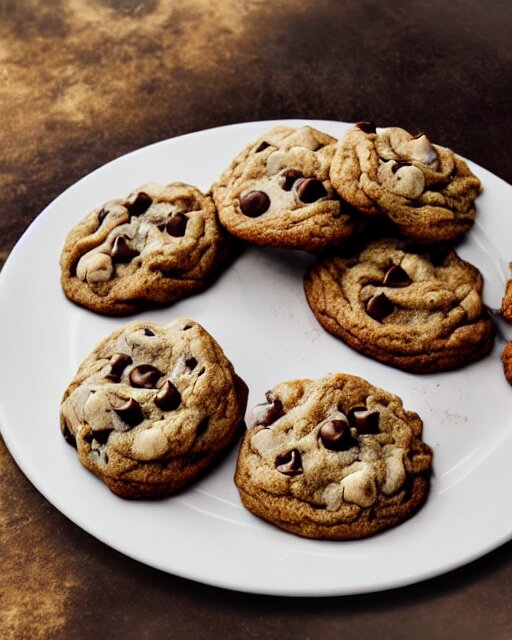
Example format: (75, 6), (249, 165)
(1, 118), (512, 597)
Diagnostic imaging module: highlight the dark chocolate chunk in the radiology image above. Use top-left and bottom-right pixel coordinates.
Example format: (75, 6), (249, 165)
(348, 407), (380, 435)
(62, 424), (77, 448)
(280, 169), (302, 191)
(392, 161), (412, 174)
(113, 399), (144, 427)
(319, 418), (357, 451)
(254, 393), (284, 427)
(166, 212), (188, 237)
(106, 353), (133, 382)
(129, 364), (162, 388)
(356, 121), (376, 134)
(275, 449), (303, 476)
(143, 327), (155, 336)
(255, 141), (270, 153)
(383, 265), (412, 287)
(154, 380), (181, 411)
(296, 178), (327, 203)
(239, 190), (270, 217)
(185, 356), (197, 370)
(127, 192), (152, 216)
(110, 235), (140, 262)
(366, 293), (394, 321)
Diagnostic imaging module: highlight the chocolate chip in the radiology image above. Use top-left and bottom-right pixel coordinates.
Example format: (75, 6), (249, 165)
(348, 407), (380, 435)
(183, 323), (193, 330)
(366, 293), (394, 321)
(106, 353), (133, 382)
(129, 364), (162, 388)
(356, 121), (376, 134)
(253, 392), (284, 427)
(185, 356), (197, 370)
(383, 265), (412, 287)
(143, 327), (155, 336)
(127, 192), (152, 216)
(255, 141), (270, 152)
(154, 380), (181, 411)
(319, 418), (357, 451)
(296, 178), (327, 203)
(412, 131), (426, 139)
(110, 235), (140, 262)
(239, 191), (270, 217)
(275, 449), (303, 476)
(166, 212), (188, 237)
(280, 169), (302, 191)
(113, 399), (144, 427)
(62, 424), (77, 448)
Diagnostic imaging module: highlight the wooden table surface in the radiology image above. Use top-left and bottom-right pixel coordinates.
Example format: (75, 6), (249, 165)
(1, 2), (511, 638)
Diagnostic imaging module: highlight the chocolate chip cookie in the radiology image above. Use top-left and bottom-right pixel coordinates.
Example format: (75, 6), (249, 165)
(60, 182), (229, 315)
(211, 125), (360, 251)
(60, 319), (248, 498)
(234, 374), (433, 540)
(330, 122), (482, 243)
(501, 269), (512, 323)
(502, 342), (512, 386)
(304, 237), (494, 373)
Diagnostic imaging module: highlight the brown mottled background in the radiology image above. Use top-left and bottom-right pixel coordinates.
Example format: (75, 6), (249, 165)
(1, 1), (511, 638)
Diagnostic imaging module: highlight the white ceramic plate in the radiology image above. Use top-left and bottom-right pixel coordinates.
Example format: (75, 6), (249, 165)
(1, 120), (511, 597)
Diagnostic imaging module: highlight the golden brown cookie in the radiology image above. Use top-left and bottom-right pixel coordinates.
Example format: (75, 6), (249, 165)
(502, 342), (512, 385)
(304, 237), (494, 373)
(234, 374), (433, 540)
(60, 319), (248, 498)
(60, 182), (229, 315)
(330, 122), (482, 243)
(501, 270), (512, 323)
(211, 125), (360, 251)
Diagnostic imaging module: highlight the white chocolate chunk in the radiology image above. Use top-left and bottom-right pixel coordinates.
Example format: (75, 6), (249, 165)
(76, 251), (113, 284)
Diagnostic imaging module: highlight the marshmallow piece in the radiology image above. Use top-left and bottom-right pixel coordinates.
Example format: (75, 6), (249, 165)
(341, 468), (377, 507)
(382, 448), (406, 495)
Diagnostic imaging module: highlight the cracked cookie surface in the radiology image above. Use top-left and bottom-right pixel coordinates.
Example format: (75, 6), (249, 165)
(212, 125), (359, 251)
(60, 182), (229, 315)
(234, 374), (432, 540)
(330, 123), (481, 243)
(304, 237), (494, 372)
(60, 318), (248, 498)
